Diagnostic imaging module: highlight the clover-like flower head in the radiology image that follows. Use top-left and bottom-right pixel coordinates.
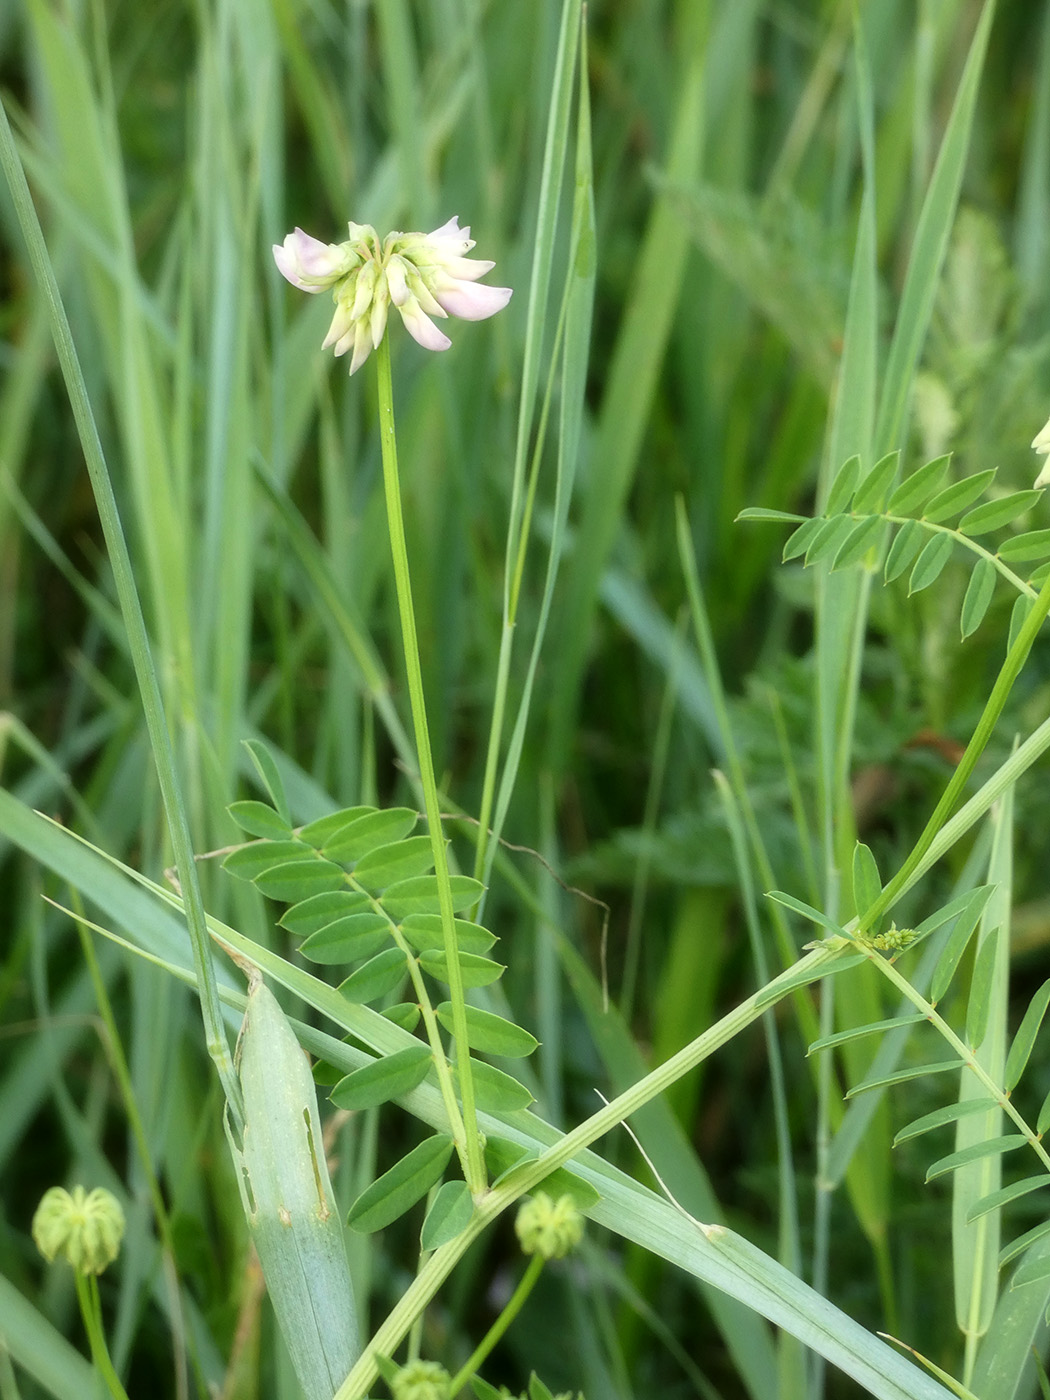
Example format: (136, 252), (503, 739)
(388, 1358), (451, 1400)
(514, 1191), (584, 1261)
(32, 1185), (125, 1275)
(273, 217), (512, 375)
(1033, 414), (1050, 489)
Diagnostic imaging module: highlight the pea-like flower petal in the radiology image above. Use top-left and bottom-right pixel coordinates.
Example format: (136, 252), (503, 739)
(273, 214), (510, 374)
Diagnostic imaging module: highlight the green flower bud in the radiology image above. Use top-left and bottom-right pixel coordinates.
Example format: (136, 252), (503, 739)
(514, 1192), (584, 1261)
(390, 1358), (452, 1400)
(32, 1186), (125, 1275)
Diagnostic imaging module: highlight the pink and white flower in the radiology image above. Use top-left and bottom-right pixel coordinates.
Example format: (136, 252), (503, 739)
(273, 216), (512, 375)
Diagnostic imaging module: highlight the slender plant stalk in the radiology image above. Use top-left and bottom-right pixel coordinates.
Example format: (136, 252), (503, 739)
(0, 97), (241, 1119)
(448, 1255), (544, 1396)
(374, 334), (483, 1192)
(75, 1274), (131, 1400)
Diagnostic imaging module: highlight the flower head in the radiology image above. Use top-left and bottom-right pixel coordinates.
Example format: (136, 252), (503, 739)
(514, 1191), (584, 1261)
(273, 217), (511, 375)
(387, 1359), (451, 1400)
(32, 1186), (125, 1275)
(1033, 414), (1050, 489)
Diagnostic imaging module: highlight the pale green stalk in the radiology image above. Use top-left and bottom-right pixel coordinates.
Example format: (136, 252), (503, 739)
(74, 1273), (130, 1400)
(448, 1254), (544, 1396)
(373, 335), (481, 1191)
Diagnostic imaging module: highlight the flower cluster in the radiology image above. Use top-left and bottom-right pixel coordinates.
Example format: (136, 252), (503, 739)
(273, 217), (511, 375)
(514, 1191), (584, 1261)
(32, 1185), (125, 1275)
(1033, 414), (1050, 489)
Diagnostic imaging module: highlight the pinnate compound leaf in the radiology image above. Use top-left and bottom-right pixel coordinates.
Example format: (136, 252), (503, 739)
(338, 947), (407, 1003)
(893, 1097), (1000, 1146)
(1038, 1084), (1050, 1137)
(766, 890), (849, 940)
(908, 533), (953, 593)
(331, 1044), (433, 1111)
(884, 517), (925, 583)
(886, 453), (952, 515)
(925, 1135), (1026, 1183)
(1008, 595), (1034, 653)
(227, 800), (292, 840)
(299, 806), (376, 849)
(959, 490), (1042, 535)
(929, 886), (994, 1004)
(1028, 560), (1050, 588)
(419, 949), (506, 988)
(1005, 979), (1050, 1092)
(967, 1174), (1049, 1223)
(782, 516), (825, 562)
(436, 1002), (538, 1057)
(347, 1134), (454, 1232)
(420, 1180), (474, 1251)
(254, 859), (346, 902)
(484, 1137), (599, 1207)
(280, 890), (370, 936)
(223, 840), (305, 881)
(824, 453), (862, 514)
(323, 807), (419, 864)
(299, 912), (391, 964)
(400, 914), (497, 955)
(808, 1014), (926, 1055)
(382, 1003), (421, 1032)
(804, 515), (855, 566)
(456, 1059), (534, 1112)
(831, 515), (885, 571)
(352, 836), (436, 890)
(999, 1219), (1050, 1269)
(960, 557), (996, 638)
(922, 469), (997, 523)
(852, 450), (900, 514)
(1009, 1251), (1050, 1288)
(845, 1060), (961, 1098)
(382, 875), (485, 919)
(998, 528), (1050, 563)
(243, 739), (291, 825)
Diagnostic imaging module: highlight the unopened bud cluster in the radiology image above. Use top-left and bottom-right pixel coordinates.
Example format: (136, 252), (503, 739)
(32, 1185), (125, 1275)
(514, 1191), (584, 1261)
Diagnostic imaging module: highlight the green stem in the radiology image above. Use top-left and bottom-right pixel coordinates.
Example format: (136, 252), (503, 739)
(373, 336), (484, 1193)
(861, 567), (1050, 932)
(75, 1273), (131, 1400)
(448, 1254), (544, 1396)
(0, 98), (240, 1120)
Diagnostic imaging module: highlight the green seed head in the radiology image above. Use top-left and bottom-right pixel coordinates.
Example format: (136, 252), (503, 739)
(514, 1192), (584, 1261)
(32, 1186), (125, 1275)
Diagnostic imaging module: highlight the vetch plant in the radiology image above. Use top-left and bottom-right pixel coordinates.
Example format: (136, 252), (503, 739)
(274, 217), (512, 375)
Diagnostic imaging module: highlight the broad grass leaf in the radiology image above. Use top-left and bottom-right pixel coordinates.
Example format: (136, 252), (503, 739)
(908, 533), (953, 593)
(323, 808), (419, 864)
(419, 949), (506, 988)
(223, 840), (305, 881)
(399, 915), (497, 955)
(227, 800), (293, 840)
(300, 913), (391, 964)
(852, 841), (882, 918)
(925, 1134), (1025, 1182)
(1005, 979), (1050, 1091)
(824, 453), (862, 514)
(958, 491), (1042, 535)
(254, 859), (347, 902)
(831, 515), (885, 571)
(965, 926), (1000, 1050)
(930, 886), (994, 1004)
(280, 890), (370, 936)
(243, 739), (292, 825)
(884, 517), (925, 582)
(338, 948), (407, 1003)
(782, 516), (824, 561)
(352, 836), (436, 890)
(347, 1134), (454, 1233)
(886, 453), (952, 515)
(894, 1098), (1000, 1146)
(922, 469), (997, 523)
(299, 806), (376, 849)
(852, 450), (900, 514)
(960, 557), (996, 638)
(382, 875), (485, 919)
(420, 1180), (474, 1251)
(436, 1003), (538, 1057)
(998, 528), (1050, 562)
(330, 1044), (433, 1111)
